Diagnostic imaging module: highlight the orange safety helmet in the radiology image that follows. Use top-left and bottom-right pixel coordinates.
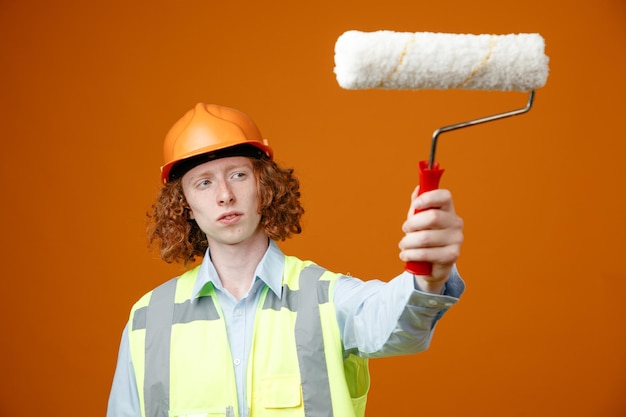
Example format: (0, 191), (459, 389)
(160, 103), (273, 183)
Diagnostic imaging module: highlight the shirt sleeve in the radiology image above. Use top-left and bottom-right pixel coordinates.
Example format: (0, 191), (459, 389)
(333, 265), (465, 358)
(106, 323), (141, 417)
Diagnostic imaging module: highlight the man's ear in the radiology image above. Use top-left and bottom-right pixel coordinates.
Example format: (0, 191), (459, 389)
(180, 194), (193, 219)
(186, 202), (195, 219)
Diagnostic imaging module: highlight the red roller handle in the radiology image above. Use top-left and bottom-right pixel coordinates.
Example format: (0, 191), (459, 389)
(405, 160), (445, 276)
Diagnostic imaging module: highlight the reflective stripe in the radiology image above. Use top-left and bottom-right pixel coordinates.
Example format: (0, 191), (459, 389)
(294, 265), (334, 417)
(262, 280), (330, 312)
(133, 296), (220, 330)
(144, 278), (177, 417)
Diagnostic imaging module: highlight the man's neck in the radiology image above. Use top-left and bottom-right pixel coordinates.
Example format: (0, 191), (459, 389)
(209, 235), (269, 300)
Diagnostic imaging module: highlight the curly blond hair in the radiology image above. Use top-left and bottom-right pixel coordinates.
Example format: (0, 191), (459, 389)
(147, 157), (304, 265)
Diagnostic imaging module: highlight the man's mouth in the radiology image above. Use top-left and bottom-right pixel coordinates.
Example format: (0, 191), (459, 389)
(219, 212), (242, 223)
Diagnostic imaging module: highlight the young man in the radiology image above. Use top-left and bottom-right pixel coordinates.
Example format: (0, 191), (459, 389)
(107, 103), (465, 417)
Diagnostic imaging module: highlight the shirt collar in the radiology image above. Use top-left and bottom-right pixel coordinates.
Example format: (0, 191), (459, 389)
(192, 239), (286, 300)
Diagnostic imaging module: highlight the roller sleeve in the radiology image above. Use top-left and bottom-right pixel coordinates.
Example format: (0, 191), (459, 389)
(334, 30), (549, 91)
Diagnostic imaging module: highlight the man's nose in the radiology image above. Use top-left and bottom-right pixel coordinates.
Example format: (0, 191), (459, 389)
(217, 182), (235, 205)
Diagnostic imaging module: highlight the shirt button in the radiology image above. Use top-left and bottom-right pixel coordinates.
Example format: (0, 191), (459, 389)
(234, 358), (241, 366)
(427, 299), (438, 306)
(234, 309), (242, 316)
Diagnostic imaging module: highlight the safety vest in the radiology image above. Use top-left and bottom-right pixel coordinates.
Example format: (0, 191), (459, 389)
(128, 256), (370, 417)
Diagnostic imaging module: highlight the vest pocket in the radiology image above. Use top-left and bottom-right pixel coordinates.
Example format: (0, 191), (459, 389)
(261, 374), (302, 409)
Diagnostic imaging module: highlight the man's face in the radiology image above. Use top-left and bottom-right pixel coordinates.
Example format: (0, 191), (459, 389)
(181, 156), (263, 248)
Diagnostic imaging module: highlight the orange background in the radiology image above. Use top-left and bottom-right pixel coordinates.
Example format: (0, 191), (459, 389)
(1, 1), (625, 416)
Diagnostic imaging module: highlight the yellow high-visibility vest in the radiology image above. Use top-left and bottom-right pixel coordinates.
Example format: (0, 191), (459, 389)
(128, 255), (370, 417)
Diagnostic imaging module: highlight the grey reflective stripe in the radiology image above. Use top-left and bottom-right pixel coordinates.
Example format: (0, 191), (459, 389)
(133, 296), (220, 330)
(144, 278), (177, 417)
(262, 280), (330, 312)
(294, 265), (334, 417)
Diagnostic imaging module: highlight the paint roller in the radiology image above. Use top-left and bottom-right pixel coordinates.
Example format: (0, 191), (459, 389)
(333, 30), (550, 276)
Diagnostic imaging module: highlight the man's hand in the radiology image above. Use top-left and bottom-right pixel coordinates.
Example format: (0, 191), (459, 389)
(399, 186), (464, 294)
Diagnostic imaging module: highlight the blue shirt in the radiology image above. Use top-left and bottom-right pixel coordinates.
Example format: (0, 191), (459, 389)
(107, 241), (464, 417)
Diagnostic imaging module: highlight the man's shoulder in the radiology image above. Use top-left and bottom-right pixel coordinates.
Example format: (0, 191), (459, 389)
(131, 265), (202, 311)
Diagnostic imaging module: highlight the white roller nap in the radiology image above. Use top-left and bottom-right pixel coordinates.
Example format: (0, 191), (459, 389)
(334, 30), (550, 91)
